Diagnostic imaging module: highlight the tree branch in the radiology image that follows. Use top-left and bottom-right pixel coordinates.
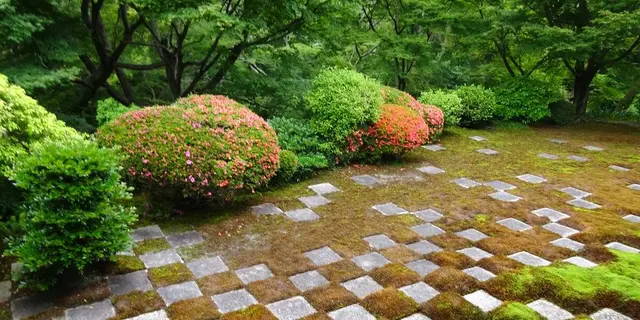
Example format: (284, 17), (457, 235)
(116, 62), (167, 70)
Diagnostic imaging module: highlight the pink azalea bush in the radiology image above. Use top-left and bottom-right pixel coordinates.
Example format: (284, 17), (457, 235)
(381, 86), (443, 142)
(97, 95), (279, 203)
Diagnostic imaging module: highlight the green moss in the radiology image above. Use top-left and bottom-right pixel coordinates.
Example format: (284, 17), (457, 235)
(491, 302), (542, 320)
(221, 304), (277, 320)
(108, 255), (145, 275)
(176, 243), (206, 262)
(112, 290), (165, 318)
(148, 263), (195, 287)
(133, 238), (171, 255)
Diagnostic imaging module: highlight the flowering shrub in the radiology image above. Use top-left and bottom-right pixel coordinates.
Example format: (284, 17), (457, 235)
(97, 95), (279, 203)
(381, 86), (443, 142)
(419, 89), (463, 126)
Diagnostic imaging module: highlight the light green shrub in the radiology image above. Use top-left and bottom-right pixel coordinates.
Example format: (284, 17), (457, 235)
(96, 98), (141, 126)
(419, 89), (463, 126)
(454, 84), (497, 127)
(494, 78), (565, 123)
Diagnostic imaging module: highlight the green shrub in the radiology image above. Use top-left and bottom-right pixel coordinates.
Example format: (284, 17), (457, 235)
(549, 100), (576, 125)
(268, 117), (331, 176)
(6, 138), (136, 290)
(272, 150), (299, 184)
(419, 89), (463, 126)
(96, 98), (141, 126)
(305, 68), (383, 155)
(495, 78), (564, 123)
(453, 84), (497, 127)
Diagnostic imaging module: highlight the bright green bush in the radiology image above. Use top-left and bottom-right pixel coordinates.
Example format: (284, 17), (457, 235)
(305, 68), (383, 155)
(97, 98), (141, 126)
(7, 138), (136, 290)
(268, 116), (330, 175)
(453, 84), (497, 127)
(494, 78), (564, 123)
(549, 100), (576, 125)
(418, 89), (463, 126)
(271, 150), (299, 184)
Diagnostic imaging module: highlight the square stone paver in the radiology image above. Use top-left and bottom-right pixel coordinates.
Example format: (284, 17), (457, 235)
(139, 249), (183, 268)
(235, 264), (274, 284)
(567, 198), (601, 210)
(131, 225), (164, 242)
(124, 309), (169, 320)
(628, 184), (640, 191)
(563, 257), (597, 268)
(516, 174), (547, 184)
(399, 282), (439, 304)
(351, 175), (379, 187)
(352, 252), (390, 272)
(417, 166), (445, 175)
(405, 259), (440, 277)
(251, 203), (283, 216)
(372, 203), (408, 216)
(605, 242), (640, 253)
(266, 296), (316, 320)
(508, 252), (551, 267)
(212, 289), (258, 314)
(548, 138), (567, 144)
(157, 281), (202, 306)
(328, 304), (375, 320)
(455, 229), (489, 242)
(590, 308), (633, 320)
(285, 208), (320, 222)
(10, 294), (53, 320)
(299, 195), (330, 208)
(469, 136), (487, 141)
(583, 145), (604, 151)
(476, 148), (498, 155)
(463, 290), (502, 313)
(489, 191), (522, 202)
(609, 165), (630, 172)
(363, 234), (398, 250)
(457, 247), (493, 261)
(289, 270), (329, 292)
(560, 187), (590, 198)
(308, 183), (340, 195)
(65, 299), (115, 320)
(538, 153), (560, 160)
(304, 247), (342, 266)
(531, 208), (570, 222)
(340, 276), (383, 299)
(412, 223), (445, 238)
(413, 209), (444, 222)
(497, 218), (532, 232)
(623, 214), (640, 223)
(463, 267), (496, 282)
(402, 315), (431, 320)
(567, 155), (588, 162)
(186, 256), (229, 278)
(423, 144), (446, 152)
(543, 223), (579, 238)
(166, 231), (204, 248)
(527, 299), (573, 320)
(550, 238), (584, 252)
(485, 181), (516, 191)
(451, 178), (482, 189)
(108, 270), (153, 296)
(406, 240), (443, 255)
(0, 281), (10, 303)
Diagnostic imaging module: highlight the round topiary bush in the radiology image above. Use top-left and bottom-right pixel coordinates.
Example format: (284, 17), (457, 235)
(494, 78), (565, 123)
(381, 86), (444, 142)
(419, 89), (463, 127)
(549, 100), (576, 126)
(453, 84), (497, 127)
(272, 150), (298, 184)
(97, 95), (280, 203)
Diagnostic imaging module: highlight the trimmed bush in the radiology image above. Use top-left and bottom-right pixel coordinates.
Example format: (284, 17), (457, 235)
(7, 138), (136, 290)
(96, 98), (141, 126)
(495, 78), (564, 123)
(453, 84), (497, 127)
(550, 100), (576, 126)
(382, 86), (443, 141)
(272, 150), (299, 184)
(423, 104), (444, 141)
(419, 89), (463, 126)
(97, 95), (279, 203)
(268, 117), (330, 176)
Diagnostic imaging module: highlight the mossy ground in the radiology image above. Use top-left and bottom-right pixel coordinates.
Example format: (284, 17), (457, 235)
(133, 238), (172, 255)
(148, 263), (194, 287)
(111, 290), (165, 319)
(166, 296), (220, 320)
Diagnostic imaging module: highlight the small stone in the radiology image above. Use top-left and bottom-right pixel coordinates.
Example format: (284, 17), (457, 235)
(417, 166), (445, 175)
(455, 229), (488, 242)
(516, 174), (547, 184)
(567, 198), (601, 210)
(531, 208), (570, 222)
(285, 208), (320, 222)
(559, 187), (591, 198)
(405, 259), (440, 277)
(476, 148), (498, 155)
(550, 238), (584, 252)
(266, 296), (316, 320)
(497, 218), (532, 232)
(363, 234), (398, 250)
(469, 136), (487, 141)
(186, 256), (229, 278)
(411, 223), (445, 238)
(451, 178), (482, 189)
(299, 195), (331, 208)
(485, 181), (516, 191)
(212, 289), (258, 314)
(423, 144), (446, 152)
(308, 183), (340, 195)
(328, 304), (375, 320)
(609, 165), (630, 172)
(462, 267), (496, 282)
(457, 247), (493, 262)
(351, 175), (379, 187)
(548, 139), (567, 144)
(235, 264), (274, 284)
(340, 276), (383, 299)
(108, 270), (153, 296)
(251, 203), (283, 216)
(508, 252), (551, 267)
(563, 257), (598, 268)
(489, 191), (521, 202)
(372, 203), (408, 216)
(166, 231), (204, 248)
(352, 252), (390, 272)
(413, 209), (444, 222)
(590, 308), (633, 320)
(567, 155), (588, 162)
(0, 281), (10, 303)
(289, 270), (329, 292)
(11, 262), (23, 275)
(304, 247), (342, 266)
(65, 299), (115, 320)
(623, 214), (640, 223)
(583, 145), (604, 151)
(139, 249), (183, 268)
(628, 184), (640, 191)
(157, 281), (202, 306)
(406, 241), (442, 255)
(402, 315), (431, 320)
(463, 290), (502, 313)
(124, 309), (169, 320)
(538, 153), (560, 160)
(10, 294), (54, 320)
(605, 242), (640, 253)
(543, 223), (579, 238)
(399, 282), (439, 304)
(131, 225), (164, 242)
(527, 299), (573, 320)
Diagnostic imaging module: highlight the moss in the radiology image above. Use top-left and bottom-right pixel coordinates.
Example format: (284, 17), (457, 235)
(221, 304), (277, 320)
(24, 308), (64, 320)
(361, 288), (418, 319)
(369, 263), (420, 288)
(491, 302), (543, 320)
(422, 292), (487, 320)
(167, 296), (220, 320)
(106, 256), (145, 275)
(303, 285), (357, 312)
(430, 233), (472, 250)
(0, 303), (9, 320)
(148, 263), (195, 287)
(133, 238), (172, 255)
(55, 279), (110, 308)
(428, 251), (475, 269)
(246, 277), (299, 303)
(425, 267), (478, 294)
(112, 290), (165, 319)
(198, 272), (243, 296)
(176, 243), (208, 262)
(477, 256), (522, 275)
(380, 246), (421, 263)
(317, 260), (365, 283)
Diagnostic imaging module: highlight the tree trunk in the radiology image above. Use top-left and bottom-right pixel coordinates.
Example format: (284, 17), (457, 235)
(397, 76), (407, 91)
(572, 62), (599, 119)
(617, 82), (640, 111)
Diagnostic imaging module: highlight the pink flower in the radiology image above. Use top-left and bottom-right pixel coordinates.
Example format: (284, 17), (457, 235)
(185, 150), (191, 158)
(188, 175), (195, 183)
(142, 158), (149, 164)
(186, 160), (193, 165)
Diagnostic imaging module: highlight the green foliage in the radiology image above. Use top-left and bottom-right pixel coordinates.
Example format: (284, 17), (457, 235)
(492, 303), (542, 320)
(419, 89), (464, 126)
(549, 100), (576, 126)
(268, 117), (330, 177)
(494, 78), (565, 123)
(454, 84), (497, 127)
(6, 138), (136, 290)
(97, 98), (141, 126)
(272, 150), (299, 184)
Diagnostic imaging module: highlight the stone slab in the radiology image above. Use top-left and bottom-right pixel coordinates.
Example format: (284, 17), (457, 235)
(462, 267), (496, 282)
(548, 139), (567, 144)
(340, 276), (383, 299)
(0, 281), (10, 303)
(457, 247), (493, 261)
(538, 153), (560, 160)
(406, 240), (443, 255)
(590, 308), (633, 320)
(328, 304), (375, 320)
(516, 174), (547, 184)
(411, 223), (445, 238)
(489, 191), (521, 202)
(463, 290), (502, 313)
(469, 136), (487, 141)
(266, 296), (316, 320)
(405, 259), (440, 277)
(567, 198), (601, 210)
(455, 229), (489, 242)
(212, 289), (258, 314)
(402, 315), (431, 320)
(628, 184), (640, 191)
(527, 299), (573, 320)
(124, 309), (169, 320)
(351, 175), (379, 187)
(559, 187), (590, 198)
(308, 183), (340, 195)
(352, 252), (390, 272)
(497, 218), (532, 232)
(583, 145), (604, 151)
(65, 299), (115, 320)
(235, 263), (274, 284)
(451, 178), (482, 189)
(10, 294), (53, 320)
(363, 234), (398, 250)
(476, 148), (498, 155)
(550, 238), (584, 252)
(563, 257), (597, 268)
(251, 203), (283, 216)
(304, 247), (342, 266)
(157, 281), (202, 306)
(623, 214), (640, 223)
(543, 223), (579, 238)
(417, 166), (445, 175)
(139, 249), (183, 269)
(485, 181), (516, 191)
(413, 209), (444, 222)
(166, 231), (204, 248)
(131, 225), (165, 242)
(531, 208), (570, 222)
(508, 251), (551, 267)
(285, 208), (320, 222)
(609, 165), (630, 172)
(299, 195), (330, 208)
(108, 270), (153, 296)
(186, 256), (229, 279)
(423, 144), (446, 152)
(399, 282), (439, 304)
(567, 155), (588, 162)
(605, 242), (640, 253)
(289, 270), (329, 292)
(372, 202), (408, 216)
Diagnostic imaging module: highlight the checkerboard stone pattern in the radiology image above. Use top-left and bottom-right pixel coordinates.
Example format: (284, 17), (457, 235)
(235, 263), (274, 284)
(497, 218), (532, 232)
(131, 225), (165, 242)
(372, 202), (408, 216)
(186, 256), (228, 278)
(289, 270), (329, 292)
(328, 304), (375, 320)
(352, 252), (390, 271)
(10, 294), (53, 320)
(463, 290), (502, 312)
(125, 309), (169, 320)
(212, 289), (258, 314)
(157, 281), (202, 306)
(563, 257), (597, 268)
(560, 187), (590, 198)
(451, 178), (481, 189)
(609, 165), (630, 172)
(405, 259), (440, 277)
(140, 249), (183, 268)
(413, 209), (443, 222)
(508, 252), (551, 267)
(469, 136), (487, 141)
(266, 296), (316, 320)
(527, 299), (573, 320)
(590, 308), (633, 320)
(65, 299), (115, 320)
(605, 242), (640, 253)
(363, 234), (397, 250)
(455, 229), (488, 242)
(166, 231), (204, 248)
(108, 270), (153, 296)
(412, 223), (445, 237)
(583, 145), (604, 151)
(538, 153), (560, 160)
(423, 144), (446, 151)
(298, 195), (330, 208)
(457, 247), (493, 261)
(476, 148), (498, 155)
(550, 238), (584, 252)
(567, 155), (588, 162)
(304, 247), (343, 266)
(517, 174), (547, 184)
(403, 314), (431, 320)
(548, 138), (567, 144)
(0, 281), (10, 303)
(485, 181), (516, 191)
(417, 166), (445, 175)
(399, 282), (439, 303)
(351, 174), (379, 187)
(341, 276), (383, 299)
(567, 198), (601, 210)
(406, 240), (443, 255)
(531, 208), (570, 222)
(285, 208), (320, 222)
(489, 191), (521, 202)
(623, 214), (640, 223)
(308, 182), (340, 195)
(628, 184), (640, 191)
(463, 267), (496, 281)
(251, 203), (284, 216)
(543, 223), (579, 237)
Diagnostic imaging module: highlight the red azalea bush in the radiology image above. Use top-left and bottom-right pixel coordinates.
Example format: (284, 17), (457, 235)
(97, 95), (279, 202)
(381, 86), (443, 142)
(423, 104), (444, 140)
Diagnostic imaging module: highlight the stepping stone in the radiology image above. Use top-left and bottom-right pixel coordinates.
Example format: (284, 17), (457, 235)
(605, 242), (640, 253)
(166, 230), (204, 248)
(186, 256), (229, 278)
(485, 181), (516, 191)
(417, 166), (445, 175)
(10, 294), (54, 320)
(628, 184), (640, 191)
(399, 282), (439, 304)
(563, 257), (597, 268)
(451, 178), (482, 189)
(539, 153), (560, 160)
(351, 175), (379, 187)
(405, 259), (440, 277)
(139, 249), (183, 268)
(402, 315), (431, 320)
(308, 183), (340, 195)
(476, 148), (498, 155)
(516, 174), (547, 184)
(108, 270), (153, 296)
(328, 304), (375, 320)
(567, 155), (588, 162)
(548, 139), (567, 144)
(251, 203), (283, 216)
(583, 145), (604, 151)
(289, 270), (329, 292)
(527, 299), (573, 320)
(550, 238), (584, 252)
(266, 296), (316, 320)
(341, 276), (383, 299)
(124, 309), (169, 320)
(363, 234), (397, 250)
(406, 240), (443, 255)
(423, 144), (446, 151)
(285, 208), (320, 222)
(372, 203), (408, 216)
(469, 136), (487, 141)
(157, 281), (202, 306)
(591, 308), (633, 320)
(352, 252), (390, 272)
(411, 223), (445, 238)
(0, 281), (10, 303)
(463, 290), (502, 313)
(212, 289), (258, 314)
(531, 208), (570, 222)
(462, 267), (496, 282)
(304, 247), (342, 266)
(131, 225), (164, 242)
(609, 165), (630, 172)
(299, 195), (330, 208)
(497, 218), (532, 232)
(559, 187), (590, 198)
(65, 299), (115, 320)
(455, 229), (488, 242)
(623, 214), (640, 223)
(457, 247), (493, 261)
(489, 191), (522, 202)
(508, 252), (551, 267)
(567, 198), (601, 210)
(235, 264), (274, 284)
(543, 223), (579, 238)
(413, 209), (444, 222)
